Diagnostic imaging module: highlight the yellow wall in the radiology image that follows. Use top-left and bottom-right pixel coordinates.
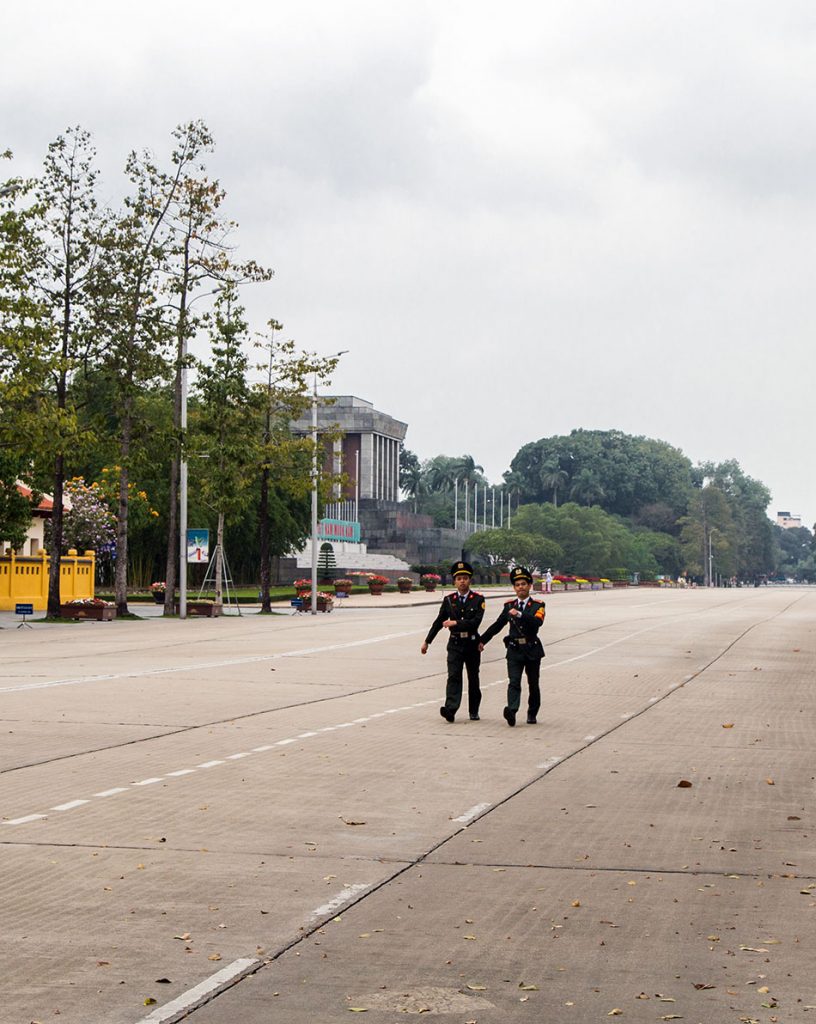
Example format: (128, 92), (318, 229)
(0, 549), (96, 611)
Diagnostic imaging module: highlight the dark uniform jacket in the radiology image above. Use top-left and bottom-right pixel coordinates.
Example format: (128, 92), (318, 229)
(480, 596), (546, 657)
(425, 590), (485, 647)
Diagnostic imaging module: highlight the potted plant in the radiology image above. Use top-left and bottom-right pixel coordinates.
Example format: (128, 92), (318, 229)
(150, 581), (166, 604)
(368, 573), (389, 595)
(396, 576), (413, 594)
(298, 590), (334, 612)
(292, 577), (312, 596)
(60, 598), (117, 621)
(420, 572), (441, 592)
(334, 578), (353, 598)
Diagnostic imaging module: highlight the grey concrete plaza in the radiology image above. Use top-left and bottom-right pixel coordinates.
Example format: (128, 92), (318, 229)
(1, 586), (814, 1024)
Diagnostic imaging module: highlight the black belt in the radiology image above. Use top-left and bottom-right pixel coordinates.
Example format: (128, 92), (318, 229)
(453, 631), (475, 640)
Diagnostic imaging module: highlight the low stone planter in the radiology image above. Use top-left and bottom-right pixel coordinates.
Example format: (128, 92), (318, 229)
(397, 583), (413, 594)
(60, 604), (116, 621)
(175, 602), (220, 617)
(368, 584), (385, 596)
(611, 581), (629, 588)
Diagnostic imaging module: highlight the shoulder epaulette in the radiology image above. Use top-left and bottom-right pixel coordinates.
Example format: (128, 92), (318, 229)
(504, 597), (516, 605)
(448, 592), (458, 600)
(470, 590), (482, 598)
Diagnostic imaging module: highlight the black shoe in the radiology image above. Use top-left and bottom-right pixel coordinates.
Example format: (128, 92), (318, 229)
(503, 707), (516, 727)
(526, 715), (537, 724)
(469, 713), (480, 721)
(440, 706), (455, 723)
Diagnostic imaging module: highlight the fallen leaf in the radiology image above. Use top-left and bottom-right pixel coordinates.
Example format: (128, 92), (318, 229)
(608, 1010), (623, 1017)
(571, 900), (581, 907)
(758, 987), (770, 994)
(144, 998), (157, 1006)
(96, 961), (110, 967)
(155, 978), (172, 984)
(340, 818), (367, 826)
(519, 983), (539, 991)
(677, 780), (693, 788)
(466, 983), (487, 991)
(348, 1009), (369, 1013)
(208, 954), (222, 962)
(464, 935), (477, 940)
(766, 779), (775, 786)
(693, 984), (715, 990)
(173, 933), (191, 941)
(739, 945), (769, 953)
(722, 723), (734, 728)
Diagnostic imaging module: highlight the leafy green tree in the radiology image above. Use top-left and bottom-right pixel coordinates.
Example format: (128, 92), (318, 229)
(0, 455), (37, 549)
(252, 324), (339, 612)
(161, 121), (274, 611)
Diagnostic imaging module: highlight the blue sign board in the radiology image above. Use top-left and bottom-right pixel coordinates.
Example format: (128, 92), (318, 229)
(15, 603), (34, 616)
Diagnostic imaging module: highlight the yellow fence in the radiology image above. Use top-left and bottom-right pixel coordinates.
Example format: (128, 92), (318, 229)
(0, 549), (96, 611)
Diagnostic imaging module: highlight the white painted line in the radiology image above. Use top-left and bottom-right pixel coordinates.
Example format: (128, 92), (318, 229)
(95, 787), (128, 797)
(197, 760), (224, 769)
(3, 814), (47, 825)
(276, 738), (296, 746)
(648, 697), (660, 703)
(133, 777), (163, 786)
(297, 731), (318, 738)
(452, 802), (491, 823)
(309, 883), (370, 921)
(226, 752), (251, 760)
(336, 722), (354, 728)
(583, 734), (597, 741)
(251, 745), (275, 752)
(51, 799), (90, 811)
(0, 630), (426, 696)
(166, 769), (196, 777)
(135, 957), (259, 1023)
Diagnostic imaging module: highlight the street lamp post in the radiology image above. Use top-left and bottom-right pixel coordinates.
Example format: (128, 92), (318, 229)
(310, 351), (348, 615)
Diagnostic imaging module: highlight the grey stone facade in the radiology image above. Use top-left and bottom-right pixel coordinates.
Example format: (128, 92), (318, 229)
(291, 395), (407, 503)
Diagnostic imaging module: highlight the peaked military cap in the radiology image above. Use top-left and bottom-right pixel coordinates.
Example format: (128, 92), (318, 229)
(451, 560), (473, 577)
(510, 565), (533, 584)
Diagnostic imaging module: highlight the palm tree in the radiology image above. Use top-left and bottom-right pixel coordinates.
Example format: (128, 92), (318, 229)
(569, 468), (606, 507)
(540, 462), (569, 508)
(453, 454), (484, 485)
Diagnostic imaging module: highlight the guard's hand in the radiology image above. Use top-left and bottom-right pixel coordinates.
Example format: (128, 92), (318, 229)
(478, 642), (485, 652)
(443, 619), (457, 628)
(420, 642), (428, 655)
(509, 607), (520, 617)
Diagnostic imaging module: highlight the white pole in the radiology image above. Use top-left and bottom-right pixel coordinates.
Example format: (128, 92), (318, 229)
(310, 374), (318, 614)
(474, 482), (477, 529)
(355, 448), (359, 523)
(454, 478), (458, 530)
(179, 337), (188, 620)
(465, 480), (469, 531)
(491, 487), (495, 527)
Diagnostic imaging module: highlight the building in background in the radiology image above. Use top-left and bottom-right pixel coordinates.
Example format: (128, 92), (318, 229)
(776, 511), (803, 530)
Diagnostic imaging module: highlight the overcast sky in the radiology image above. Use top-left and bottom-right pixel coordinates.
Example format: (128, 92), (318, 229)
(4, 1), (814, 526)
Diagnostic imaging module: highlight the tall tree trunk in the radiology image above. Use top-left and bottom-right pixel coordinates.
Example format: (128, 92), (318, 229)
(164, 455), (178, 614)
(114, 405), (131, 616)
(258, 464), (272, 613)
(47, 454), (65, 616)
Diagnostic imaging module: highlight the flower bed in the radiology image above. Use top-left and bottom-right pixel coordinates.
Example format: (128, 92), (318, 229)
(174, 601), (219, 617)
(60, 599), (116, 621)
(296, 591), (334, 612)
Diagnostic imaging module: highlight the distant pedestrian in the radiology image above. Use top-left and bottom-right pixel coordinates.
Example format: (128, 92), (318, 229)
(479, 565), (546, 727)
(544, 568), (553, 594)
(421, 560), (485, 723)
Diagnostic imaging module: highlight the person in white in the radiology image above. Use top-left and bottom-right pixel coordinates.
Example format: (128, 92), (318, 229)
(544, 568), (553, 594)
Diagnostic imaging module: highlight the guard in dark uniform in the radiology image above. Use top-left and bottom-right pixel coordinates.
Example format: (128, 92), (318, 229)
(479, 565), (546, 727)
(421, 560), (485, 723)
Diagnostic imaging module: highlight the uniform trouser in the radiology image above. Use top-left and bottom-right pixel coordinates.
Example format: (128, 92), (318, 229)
(444, 642), (482, 714)
(506, 647), (542, 717)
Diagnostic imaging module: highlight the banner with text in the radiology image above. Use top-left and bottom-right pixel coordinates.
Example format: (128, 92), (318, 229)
(317, 519), (360, 543)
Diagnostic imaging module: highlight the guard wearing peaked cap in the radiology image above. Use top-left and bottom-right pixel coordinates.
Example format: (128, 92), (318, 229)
(421, 560), (485, 723)
(480, 565), (546, 727)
